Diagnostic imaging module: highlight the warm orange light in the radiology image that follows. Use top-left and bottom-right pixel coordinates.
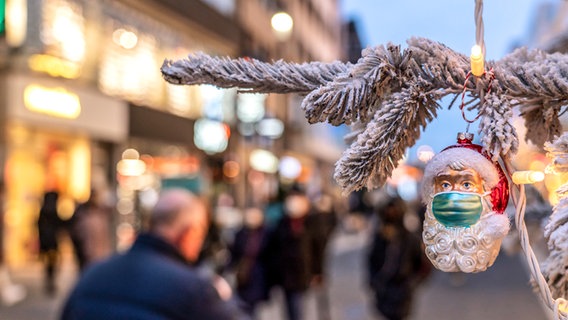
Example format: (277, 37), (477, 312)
(6, 0), (27, 47)
(117, 159), (146, 177)
(112, 28), (138, 49)
(24, 84), (81, 119)
(68, 139), (91, 203)
(223, 123), (231, 139)
(28, 54), (82, 79)
(223, 161), (240, 179)
(470, 45), (484, 77)
(271, 12), (293, 33)
(117, 148), (146, 177)
(512, 170), (545, 185)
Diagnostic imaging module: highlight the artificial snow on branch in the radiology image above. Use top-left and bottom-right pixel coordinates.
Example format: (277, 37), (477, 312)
(478, 93), (519, 162)
(334, 79), (440, 193)
(161, 37), (568, 192)
(161, 52), (349, 94)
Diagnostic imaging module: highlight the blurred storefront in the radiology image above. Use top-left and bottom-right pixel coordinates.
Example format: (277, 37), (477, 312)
(0, 0), (241, 264)
(2, 72), (126, 265)
(0, 0), (353, 264)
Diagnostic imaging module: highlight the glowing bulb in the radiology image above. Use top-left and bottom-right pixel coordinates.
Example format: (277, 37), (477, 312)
(6, 0), (28, 47)
(470, 45), (484, 77)
(112, 28), (138, 49)
(512, 171), (545, 185)
(417, 145), (435, 163)
(271, 11), (293, 40)
(271, 12), (293, 33)
(122, 148), (140, 160)
(558, 299), (568, 315)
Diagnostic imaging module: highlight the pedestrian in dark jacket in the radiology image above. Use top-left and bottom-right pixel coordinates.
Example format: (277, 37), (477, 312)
(305, 193), (337, 320)
(228, 207), (271, 318)
(367, 197), (426, 320)
(268, 190), (314, 320)
(61, 189), (247, 320)
(37, 191), (63, 295)
(306, 193), (337, 285)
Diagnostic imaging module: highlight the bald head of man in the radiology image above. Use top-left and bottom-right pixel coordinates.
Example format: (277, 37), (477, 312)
(148, 189), (209, 262)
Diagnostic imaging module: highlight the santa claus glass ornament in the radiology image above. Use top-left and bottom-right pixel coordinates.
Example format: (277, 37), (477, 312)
(421, 133), (510, 273)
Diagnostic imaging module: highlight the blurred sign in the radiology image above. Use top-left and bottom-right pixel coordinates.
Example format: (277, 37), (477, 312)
(8, 74), (128, 142)
(0, 0), (5, 33)
(150, 156), (200, 176)
(161, 177), (201, 194)
(28, 54), (82, 79)
(24, 84), (81, 119)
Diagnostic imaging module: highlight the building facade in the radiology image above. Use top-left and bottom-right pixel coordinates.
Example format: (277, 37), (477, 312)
(0, 0), (353, 265)
(0, 0), (241, 265)
(231, 0), (348, 205)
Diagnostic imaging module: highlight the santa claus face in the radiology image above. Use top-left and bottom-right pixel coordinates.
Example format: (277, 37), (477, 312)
(432, 168), (485, 228)
(423, 167), (506, 273)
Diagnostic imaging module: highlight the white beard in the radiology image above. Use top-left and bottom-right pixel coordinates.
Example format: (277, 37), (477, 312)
(422, 204), (510, 273)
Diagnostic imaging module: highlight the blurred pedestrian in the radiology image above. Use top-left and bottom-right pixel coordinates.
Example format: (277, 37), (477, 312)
(264, 186), (286, 230)
(367, 197), (426, 320)
(37, 191), (63, 296)
(345, 189), (373, 232)
(61, 189), (247, 320)
(268, 189), (314, 320)
(68, 189), (113, 272)
(0, 182), (26, 305)
(307, 192), (338, 285)
(228, 207), (271, 318)
(306, 192), (338, 320)
(198, 214), (228, 275)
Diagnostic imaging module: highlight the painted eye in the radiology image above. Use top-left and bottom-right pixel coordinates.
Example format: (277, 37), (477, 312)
(463, 182), (473, 190)
(441, 182), (451, 189)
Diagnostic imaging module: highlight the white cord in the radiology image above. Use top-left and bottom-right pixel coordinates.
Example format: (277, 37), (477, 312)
(474, 0), (486, 57)
(503, 158), (568, 320)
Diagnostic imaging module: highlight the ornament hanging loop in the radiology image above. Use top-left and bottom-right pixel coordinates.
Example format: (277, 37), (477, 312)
(460, 68), (494, 129)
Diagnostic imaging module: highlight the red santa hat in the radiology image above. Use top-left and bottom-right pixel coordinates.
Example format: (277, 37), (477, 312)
(421, 133), (509, 214)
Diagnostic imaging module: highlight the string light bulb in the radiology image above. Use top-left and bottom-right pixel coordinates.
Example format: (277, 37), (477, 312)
(470, 45), (485, 77)
(512, 170), (545, 185)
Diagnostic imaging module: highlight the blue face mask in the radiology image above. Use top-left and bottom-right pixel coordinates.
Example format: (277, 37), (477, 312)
(431, 191), (484, 228)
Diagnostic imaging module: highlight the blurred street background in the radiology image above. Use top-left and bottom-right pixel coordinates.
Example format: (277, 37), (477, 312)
(0, 0), (566, 319)
(0, 227), (551, 319)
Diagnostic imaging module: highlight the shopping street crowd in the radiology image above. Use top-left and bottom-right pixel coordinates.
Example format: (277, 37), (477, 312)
(0, 183), (549, 320)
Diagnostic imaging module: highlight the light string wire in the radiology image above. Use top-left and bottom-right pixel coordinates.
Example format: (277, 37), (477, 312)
(473, 2), (566, 316)
(503, 158), (568, 320)
(475, 0), (485, 57)
(460, 0), (491, 130)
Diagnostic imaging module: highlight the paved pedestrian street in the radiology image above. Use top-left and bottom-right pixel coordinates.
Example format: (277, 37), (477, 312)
(0, 229), (551, 320)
